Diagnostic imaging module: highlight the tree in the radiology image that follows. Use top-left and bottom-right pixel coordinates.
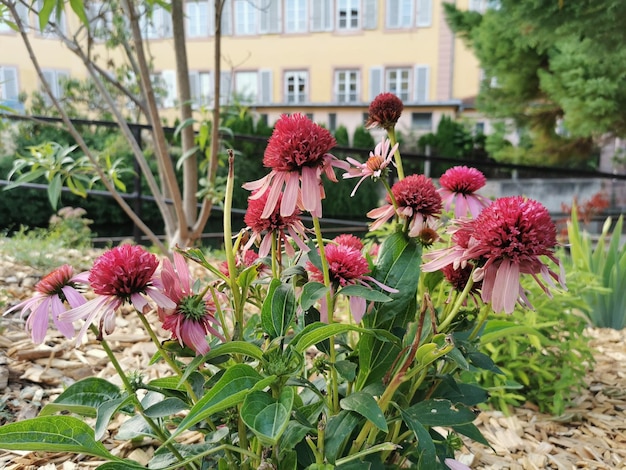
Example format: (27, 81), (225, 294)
(0, 0), (228, 252)
(444, 0), (626, 166)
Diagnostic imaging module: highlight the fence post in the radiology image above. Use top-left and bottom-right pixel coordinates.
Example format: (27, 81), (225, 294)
(424, 145), (431, 177)
(130, 124), (143, 245)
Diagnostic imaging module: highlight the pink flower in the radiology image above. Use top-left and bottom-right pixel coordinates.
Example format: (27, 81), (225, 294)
(445, 458), (471, 470)
(219, 249), (269, 278)
(343, 138), (398, 196)
(333, 234), (364, 251)
(243, 190), (309, 258)
(4, 265), (89, 343)
(159, 252), (223, 355)
(423, 197), (566, 314)
(60, 245), (175, 343)
(439, 166), (491, 218)
(306, 244), (396, 323)
(368, 174), (442, 238)
(365, 92), (404, 130)
(242, 113), (349, 218)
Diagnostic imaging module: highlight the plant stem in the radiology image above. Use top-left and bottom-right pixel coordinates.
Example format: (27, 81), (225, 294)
(136, 312), (199, 404)
(438, 275), (475, 332)
(312, 216), (339, 414)
(93, 326), (196, 470)
(224, 151), (244, 331)
(387, 127), (404, 180)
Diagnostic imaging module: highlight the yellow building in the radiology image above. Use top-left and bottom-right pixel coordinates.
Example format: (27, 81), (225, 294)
(0, 0), (490, 140)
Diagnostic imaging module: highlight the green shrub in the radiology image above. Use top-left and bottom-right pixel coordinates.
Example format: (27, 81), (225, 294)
(352, 125), (375, 149)
(567, 205), (626, 329)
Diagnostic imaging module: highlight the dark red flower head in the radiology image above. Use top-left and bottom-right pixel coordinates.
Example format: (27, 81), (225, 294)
(365, 93), (404, 130)
(307, 244), (370, 287)
(263, 113), (336, 172)
(390, 174), (442, 217)
(89, 245), (159, 299)
(245, 191), (302, 233)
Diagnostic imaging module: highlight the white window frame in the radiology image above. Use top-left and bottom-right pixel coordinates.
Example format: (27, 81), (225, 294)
(285, 0), (307, 33)
(186, 0), (209, 37)
(285, 70), (308, 104)
(0, 66), (19, 102)
(40, 69), (69, 103)
(386, 68), (411, 101)
(234, 0), (257, 35)
(234, 71), (259, 103)
(386, 0), (413, 29)
(335, 69), (360, 103)
(189, 70), (212, 107)
(337, 0), (360, 30)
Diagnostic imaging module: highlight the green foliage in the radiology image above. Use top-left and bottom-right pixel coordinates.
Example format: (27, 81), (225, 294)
(334, 125), (350, 146)
(418, 116), (479, 175)
(567, 205), (626, 329)
(471, 272), (594, 416)
(444, 1), (623, 165)
(352, 125), (375, 149)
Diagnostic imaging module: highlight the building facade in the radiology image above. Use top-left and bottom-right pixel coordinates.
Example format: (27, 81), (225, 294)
(0, 0), (488, 141)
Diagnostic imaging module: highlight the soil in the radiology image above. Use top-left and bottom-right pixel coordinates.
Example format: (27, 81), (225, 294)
(0, 252), (625, 470)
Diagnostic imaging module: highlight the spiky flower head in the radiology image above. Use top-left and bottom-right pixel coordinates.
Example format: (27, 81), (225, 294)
(365, 93), (404, 130)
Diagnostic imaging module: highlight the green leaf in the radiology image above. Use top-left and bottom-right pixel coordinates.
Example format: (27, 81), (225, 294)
(403, 399), (476, 427)
(203, 341), (265, 362)
(398, 408), (437, 468)
(290, 322), (396, 354)
(144, 397), (189, 418)
(241, 387), (294, 445)
(97, 462), (146, 470)
(167, 364), (275, 443)
(452, 423), (491, 448)
(69, 0), (88, 25)
(48, 173), (62, 210)
(95, 395), (134, 441)
(368, 232), (422, 328)
(300, 281), (329, 311)
(340, 391), (387, 432)
(337, 284), (393, 303)
(262, 279), (296, 339)
(324, 410), (360, 464)
(0, 416), (117, 461)
(335, 360), (357, 382)
(40, 378), (122, 418)
(355, 334), (402, 389)
(38, 0), (55, 31)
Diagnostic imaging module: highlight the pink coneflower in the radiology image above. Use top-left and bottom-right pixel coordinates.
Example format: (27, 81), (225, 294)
(365, 93), (404, 130)
(333, 234), (364, 251)
(4, 265), (89, 343)
(368, 174), (443, 238)
(445, 458), (472, 470)
(343, 138), (398, 196)
(60, 245), (175, 343)
(423, 196), (565, 314)
(306, 244), (396, 323)
(439, 166), (491, 218)
(243, 190), (309, 258)
(243, 113), (349, 218)
(219, 249), (269, 278)
(158, 252), (222, 355)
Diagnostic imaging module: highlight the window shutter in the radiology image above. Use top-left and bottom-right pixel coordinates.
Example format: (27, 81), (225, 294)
(1, 67), (18, 100)
(221, 0), (232, 35)
(414, 65), (429, 102)
(161, 7), (173, 37)
(161, 70), (177, 108)
(189, 71), (199, 104)
(208, 0), (216, 34)
(310, 0), (332, 32)
(200, 72), (212, 105)
(416, 0), (432, 27)
(369, 67), (383, 101)
(259, 69), (273, 103)
(260, 0), (281, 33)
(363, 0), (377, 30)
(385, 0), (399, 28)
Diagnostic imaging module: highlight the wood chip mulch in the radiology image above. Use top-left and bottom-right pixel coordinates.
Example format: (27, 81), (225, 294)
(1, 259), (625, 469)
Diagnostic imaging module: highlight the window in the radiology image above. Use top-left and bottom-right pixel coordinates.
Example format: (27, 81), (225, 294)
(285, 71), (308, 104)
(235, 71), (259, 103)
(286, 0), (307, 33)
(386, 68), (410, 101)
(335, 70), (359, 103)
(189, 71), (212, 107)
(140, 5), (172, 39)
(469, 0), (500, 13)
(186, 0), (209, 37)
(411, 112), (432, 130)
(416, 0), (432, 27)
(234, 0), (257, 35)
(152, 70), (177, 108)
(386, 0), (413, 29)
(311, 0), (332, 31)
(328, 113), (337, 132)
(40, 69), (69, 103)
(337, 0), (359, 30)
(87, 2), (114, 39)
(259, 0), (281, 33)
(0, 66), (19, 103)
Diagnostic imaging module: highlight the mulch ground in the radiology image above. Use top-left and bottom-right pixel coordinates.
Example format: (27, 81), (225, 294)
(1, 254), (625, 469)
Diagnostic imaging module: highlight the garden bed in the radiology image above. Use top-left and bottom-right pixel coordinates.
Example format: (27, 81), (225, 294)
(1, 255), (625, 469)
